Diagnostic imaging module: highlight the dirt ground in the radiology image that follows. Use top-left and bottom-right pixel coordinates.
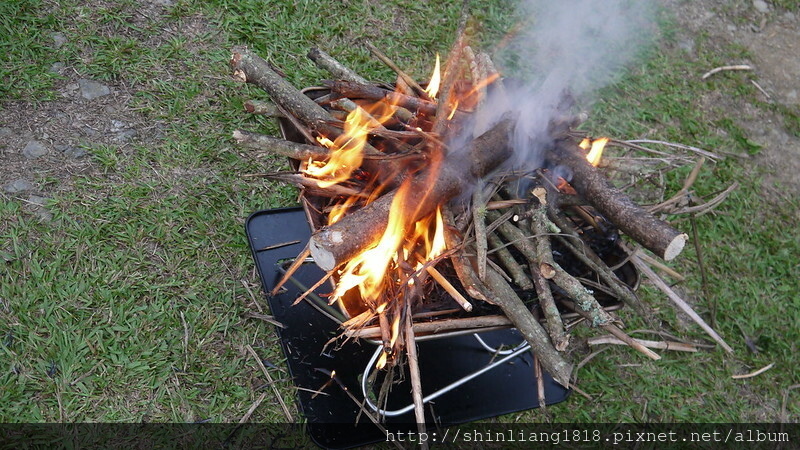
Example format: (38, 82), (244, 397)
(666, 0), (800, 201)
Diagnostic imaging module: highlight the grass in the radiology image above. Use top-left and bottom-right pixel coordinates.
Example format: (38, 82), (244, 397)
(1, 0), (797, 431)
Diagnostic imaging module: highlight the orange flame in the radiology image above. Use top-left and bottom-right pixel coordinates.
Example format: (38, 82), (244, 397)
(424, 54), (441, 99)
(304, 108), (372, 187)
(328, 195), (360, 226)
(586, 137), (609, 166)
(331, 183), (447, 313)
(376, 351), (388, 370)
(332, 181), (414, 304)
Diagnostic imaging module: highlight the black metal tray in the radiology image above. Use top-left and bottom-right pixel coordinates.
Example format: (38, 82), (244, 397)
(245, 207), (570, 449)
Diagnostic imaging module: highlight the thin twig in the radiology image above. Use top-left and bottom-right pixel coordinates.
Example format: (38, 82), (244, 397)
(291, 270), (334, 306)
(690, 214), (714, 327)
(750, 79), (771, 100)
(781, 384), (800, 423)
(569, 383), (593, 401)
(245, 344), (293, 421)
(731, 363), (775, 379)
(634, 251), (685, 282)
(240, 279), (265, 313)
(426, 265), (473, 311)
(365, 41), (427, 98)
(242, 311), (285, 328)
(270, 246), (311, 297)
(258, 240), (301, 252)
(602, 324), (661, 360)
(239, 393), (268, 424)
(624, 139), (721, 161)
(588, 335), (698, 352)
(404, 304), (428, 448)
(701, 64), (753, 80)
(674, 182), (738, 216)
(625, 247), (734, 353)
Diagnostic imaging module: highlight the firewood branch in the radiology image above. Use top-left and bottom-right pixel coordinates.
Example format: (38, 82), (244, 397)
(548, 139), (688, 261)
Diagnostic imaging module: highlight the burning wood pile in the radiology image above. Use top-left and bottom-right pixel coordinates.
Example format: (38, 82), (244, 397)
(229, 35), (733, 422)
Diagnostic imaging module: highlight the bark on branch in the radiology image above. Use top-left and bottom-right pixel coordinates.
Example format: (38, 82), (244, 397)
(549, 139), (688, 261)
(307, 47), (368, 84)
(233, 130), (329, 160)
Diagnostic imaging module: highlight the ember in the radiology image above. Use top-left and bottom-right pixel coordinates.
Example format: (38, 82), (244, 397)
(230, 27), (732, 428)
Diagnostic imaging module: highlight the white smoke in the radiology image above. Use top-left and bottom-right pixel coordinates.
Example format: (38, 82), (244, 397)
(477, 0), (657, 170)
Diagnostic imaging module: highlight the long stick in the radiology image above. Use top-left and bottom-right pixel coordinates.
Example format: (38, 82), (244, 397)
(365, 41), (427, 98)
(472, 186), (488, 280)
(588, 335), (698, 352)
(528, 194), (570, 350)
(488, 210), (614, 328)
(549, 139), (687, 261)
(626, 247), (734, 353)
(548, 210), (655, 319)
(326, 80), (438, 116)
(231, 47), (332, 131)
(443, 208), (493, 302)
(269, 246), (311, 297)
(483, 266), (574, 387)
(404, 304), (428, 445)
(344, 315), (511, 339)
(233, 130), (329, 160)
(307, 47), (368, 83)
(487, 232), (534, 290)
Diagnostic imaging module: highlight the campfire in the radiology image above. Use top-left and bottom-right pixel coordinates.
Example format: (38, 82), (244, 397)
(230, 32), (734, 426)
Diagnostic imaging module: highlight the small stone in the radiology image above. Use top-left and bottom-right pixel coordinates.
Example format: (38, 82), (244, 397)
(114, 129), (138, 143)
(35, 209), (54, 222)
(80, 126), (98, 137)
(752, 0), (769, 13)
(62, 146), (87, 159)
(49, 62), (65, 74)
(78, 79), (111, 100)
(22, 140), (49, 159)
(28, 195), (50, 207)
(51, 32), (67, 48)
(110, 120), (126, 132)
(28, 196), (53, 222)
(0, 127), (11, 137)
(4, 179), (34, 193)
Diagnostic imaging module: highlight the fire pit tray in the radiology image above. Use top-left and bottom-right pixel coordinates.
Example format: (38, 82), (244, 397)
(246, 206), (571, 449)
